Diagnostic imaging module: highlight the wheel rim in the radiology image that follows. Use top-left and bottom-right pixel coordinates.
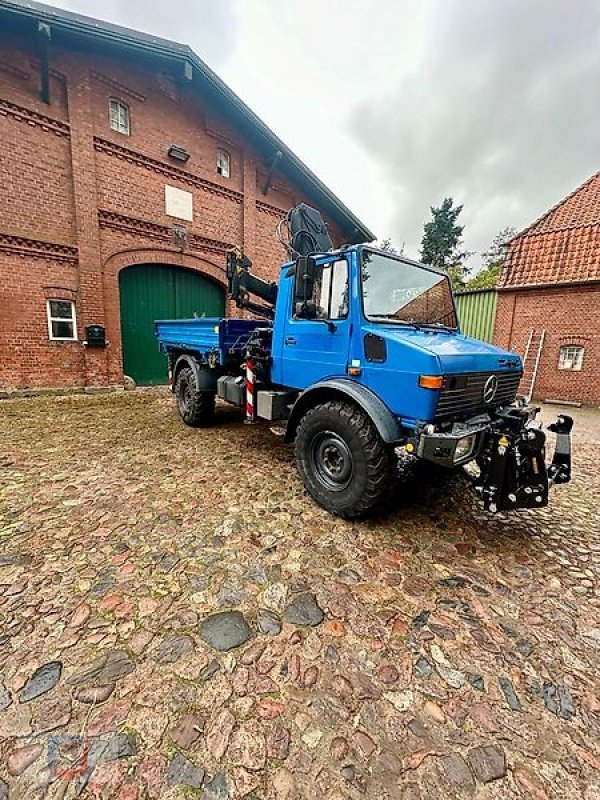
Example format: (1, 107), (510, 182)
(311, 431), (353, 491)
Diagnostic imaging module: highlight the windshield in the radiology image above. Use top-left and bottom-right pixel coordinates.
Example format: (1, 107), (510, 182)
(361, 250), (457, 328)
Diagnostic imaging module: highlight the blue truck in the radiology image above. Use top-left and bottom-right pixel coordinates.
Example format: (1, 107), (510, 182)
(156, 205), (572, 518)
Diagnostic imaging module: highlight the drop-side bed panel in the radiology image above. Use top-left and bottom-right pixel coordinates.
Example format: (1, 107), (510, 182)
(155, 318), (268, 361)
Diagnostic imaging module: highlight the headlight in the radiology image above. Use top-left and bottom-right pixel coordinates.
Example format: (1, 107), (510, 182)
(454, 434), (476, 463)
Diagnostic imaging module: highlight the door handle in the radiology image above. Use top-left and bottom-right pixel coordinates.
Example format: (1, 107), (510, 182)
(284, 336), (296, 346)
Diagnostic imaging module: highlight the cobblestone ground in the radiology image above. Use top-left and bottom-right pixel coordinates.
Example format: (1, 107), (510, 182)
(0, 391), (599, 800)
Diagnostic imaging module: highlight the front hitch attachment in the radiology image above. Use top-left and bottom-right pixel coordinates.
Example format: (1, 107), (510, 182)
(547, 414), (573, 485)
(474, 408), (573, 513)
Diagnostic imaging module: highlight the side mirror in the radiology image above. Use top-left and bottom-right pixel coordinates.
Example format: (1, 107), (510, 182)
(293, 256), (318, 318)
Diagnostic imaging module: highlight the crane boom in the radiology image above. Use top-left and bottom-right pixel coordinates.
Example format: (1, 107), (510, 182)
(226, 249), (278, 319)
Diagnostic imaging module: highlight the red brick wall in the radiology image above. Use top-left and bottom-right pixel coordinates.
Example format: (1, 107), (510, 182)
(0, 32), (344, 390)
(0, 252), (83, 388)
(494, 284), (600, 405)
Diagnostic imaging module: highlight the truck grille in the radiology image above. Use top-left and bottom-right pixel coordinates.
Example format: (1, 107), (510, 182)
(434, 371), (522, 421)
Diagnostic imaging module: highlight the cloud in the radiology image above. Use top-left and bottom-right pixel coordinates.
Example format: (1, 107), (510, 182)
(50, 0), (237, 67)
(351, 0), (600, 263)
(42, 0), (600, 265)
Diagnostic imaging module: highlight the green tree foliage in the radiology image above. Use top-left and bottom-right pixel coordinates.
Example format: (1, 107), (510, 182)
(420, 198), (470, 289)
(466, 226), (516, 290)
(465, 264), (501, 290)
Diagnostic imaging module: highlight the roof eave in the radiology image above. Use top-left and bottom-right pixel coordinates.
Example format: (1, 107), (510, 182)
(187, 51), (375, 242)
(0, 0), (374, 243)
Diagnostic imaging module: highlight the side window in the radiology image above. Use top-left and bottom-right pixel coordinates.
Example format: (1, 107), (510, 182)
(217, 149), (230, 178)
(109, 98), (130, 135)
(558, 345), (584, 371)
(312, 259), (349, 320)
(47, 300), (77, 341)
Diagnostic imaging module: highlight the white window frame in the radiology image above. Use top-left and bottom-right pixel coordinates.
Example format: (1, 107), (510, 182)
(216, 148), (230, 178)
(46, 299), (77, 342)
(558, 344), (584, 371)
(109, 98), (130, 135)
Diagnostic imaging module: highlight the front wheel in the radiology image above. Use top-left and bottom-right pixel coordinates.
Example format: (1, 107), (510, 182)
(295, 400), (395, 518)
(175, 367), (215, 427)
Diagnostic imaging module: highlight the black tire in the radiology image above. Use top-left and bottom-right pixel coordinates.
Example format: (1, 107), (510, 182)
(295, 400), (395, 518)
(175, 367), (215, 427)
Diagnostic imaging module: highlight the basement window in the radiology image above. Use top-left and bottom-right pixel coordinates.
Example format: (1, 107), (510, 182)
(109, 98), (130, 135)
(47, 300), (77, 341)
(216, 148), (230, 178)
(558, 345), (584, 371)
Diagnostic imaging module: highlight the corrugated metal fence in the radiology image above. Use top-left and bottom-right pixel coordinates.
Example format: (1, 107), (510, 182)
(454, 288), (498, 342)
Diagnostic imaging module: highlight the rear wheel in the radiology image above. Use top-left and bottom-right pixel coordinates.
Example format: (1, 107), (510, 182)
(295, 400), (395, 518)
(175, 367), (215, 427)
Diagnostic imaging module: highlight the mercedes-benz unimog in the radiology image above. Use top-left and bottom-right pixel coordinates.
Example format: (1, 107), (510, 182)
(156, 205), (572, 518)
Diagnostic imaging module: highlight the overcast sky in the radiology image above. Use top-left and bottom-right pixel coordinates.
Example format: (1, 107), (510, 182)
(52, 0), (600, 269)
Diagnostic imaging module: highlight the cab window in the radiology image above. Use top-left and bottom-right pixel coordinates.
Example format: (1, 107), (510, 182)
(312, 259), (349, 320)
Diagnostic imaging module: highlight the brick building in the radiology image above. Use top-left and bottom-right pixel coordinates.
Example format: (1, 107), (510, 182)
(494, 172), (600, 405)
(0, 0), (372, 390)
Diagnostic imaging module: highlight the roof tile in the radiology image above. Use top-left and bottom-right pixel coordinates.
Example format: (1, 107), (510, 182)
(502, 171), (600, 287)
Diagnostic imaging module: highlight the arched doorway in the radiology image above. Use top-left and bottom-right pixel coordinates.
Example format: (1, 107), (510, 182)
(119, 264), (225, 385)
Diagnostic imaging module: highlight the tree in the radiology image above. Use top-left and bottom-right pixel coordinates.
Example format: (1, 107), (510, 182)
(420, 197), (470, 289)
(466, 226), (516, 290)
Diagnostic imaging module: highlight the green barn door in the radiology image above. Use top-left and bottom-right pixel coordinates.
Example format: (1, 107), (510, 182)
(119, 264), (224, 386)
(173, 267), (224, 320)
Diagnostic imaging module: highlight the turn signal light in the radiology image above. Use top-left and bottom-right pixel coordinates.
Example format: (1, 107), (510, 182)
(419, 375), (444, 390)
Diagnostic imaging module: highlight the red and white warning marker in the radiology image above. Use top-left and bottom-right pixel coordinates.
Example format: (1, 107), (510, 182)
(245, 357), (257, 424)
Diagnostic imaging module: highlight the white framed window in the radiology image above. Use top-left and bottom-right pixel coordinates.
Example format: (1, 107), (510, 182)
(558, 344), (584, 371)
(47, 299), (77, 341)
(216, 148), (230, 178)
(109, 98), (130, 135)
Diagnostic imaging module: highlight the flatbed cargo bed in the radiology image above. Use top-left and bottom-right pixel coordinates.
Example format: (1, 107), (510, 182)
(155, 317), (266, 363)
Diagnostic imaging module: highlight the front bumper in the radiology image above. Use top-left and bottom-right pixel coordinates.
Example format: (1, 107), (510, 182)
(407, 415), (491, 468)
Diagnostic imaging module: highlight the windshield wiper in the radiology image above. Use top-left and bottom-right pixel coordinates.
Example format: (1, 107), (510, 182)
(403, 313), (457, 331)
(411, 321), (455, 331)
(369, 315), (420, 327)
(370, 314), (456, 332)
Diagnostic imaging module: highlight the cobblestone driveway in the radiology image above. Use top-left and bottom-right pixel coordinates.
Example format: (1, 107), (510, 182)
(1, 391), (599, 799)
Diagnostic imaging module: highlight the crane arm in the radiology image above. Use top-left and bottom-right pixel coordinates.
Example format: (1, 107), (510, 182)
(226, 249), (278, 319)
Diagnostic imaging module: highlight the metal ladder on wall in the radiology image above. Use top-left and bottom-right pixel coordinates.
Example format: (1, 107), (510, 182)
(520, 329), (546, 402)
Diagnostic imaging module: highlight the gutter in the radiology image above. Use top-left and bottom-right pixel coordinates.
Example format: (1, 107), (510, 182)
(497, 278), (600, 293)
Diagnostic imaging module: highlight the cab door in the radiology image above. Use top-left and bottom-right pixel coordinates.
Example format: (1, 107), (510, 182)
(280, 257), (351, 389)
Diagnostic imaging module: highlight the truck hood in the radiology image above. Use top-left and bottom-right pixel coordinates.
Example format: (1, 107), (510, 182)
(371, 326), (522, 374)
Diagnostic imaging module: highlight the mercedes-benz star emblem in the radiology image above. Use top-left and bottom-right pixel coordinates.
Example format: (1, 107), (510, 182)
(483, 374), (498, 404)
